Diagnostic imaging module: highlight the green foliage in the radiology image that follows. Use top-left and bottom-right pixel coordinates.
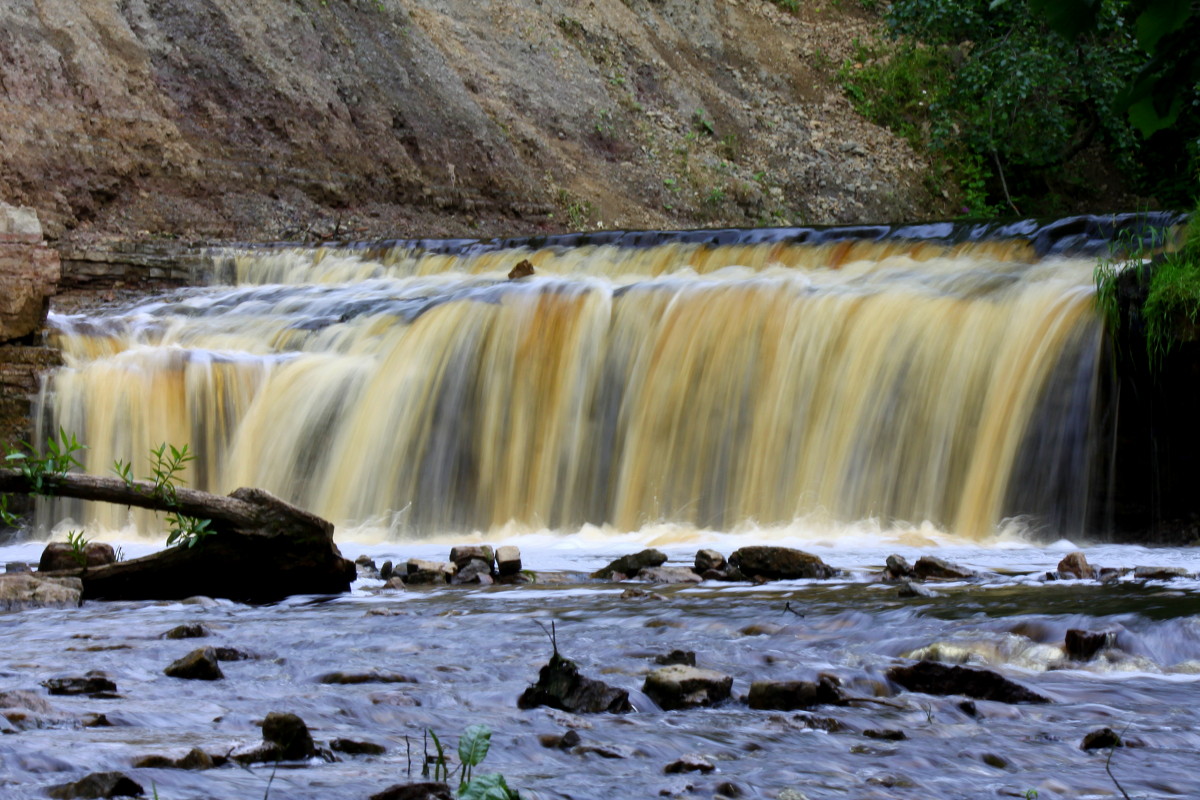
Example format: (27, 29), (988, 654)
(165, 512), (214, 549)
(457, 724), (491, 786)
(459, 774), (518, 800)
(868, 0), (1198, 211)
(423, 726), (517, 799)
(692, 109), (715, 137)
(65, 530), (90, 567)
(148, 442), (195, 505)
(770, 0), (800, 13)
(5, 428), (86, 495)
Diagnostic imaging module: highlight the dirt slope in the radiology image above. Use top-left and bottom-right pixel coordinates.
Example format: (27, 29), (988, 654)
(0, 0), (950, 243)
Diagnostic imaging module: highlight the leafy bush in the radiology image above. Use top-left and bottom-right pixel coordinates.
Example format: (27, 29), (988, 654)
(853, 0), (1198, 214)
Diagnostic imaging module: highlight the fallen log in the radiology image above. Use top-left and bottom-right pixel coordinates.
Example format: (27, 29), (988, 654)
(2, 470), (355, 603)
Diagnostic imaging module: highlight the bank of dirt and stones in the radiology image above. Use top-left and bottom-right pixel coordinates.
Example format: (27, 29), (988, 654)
(0, 0), (957, 248)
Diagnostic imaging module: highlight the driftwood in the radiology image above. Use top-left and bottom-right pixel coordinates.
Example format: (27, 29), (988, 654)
(2, 470), (355, 603)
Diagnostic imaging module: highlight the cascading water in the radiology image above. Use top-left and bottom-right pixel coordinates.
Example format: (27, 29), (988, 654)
(41, 232), (1105, 541)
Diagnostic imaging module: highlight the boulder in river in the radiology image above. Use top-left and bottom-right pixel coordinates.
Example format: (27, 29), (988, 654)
(1057, 551), (1095, 579)
(886, 661), (1049, 704)
(330, 738), (386, 756)
(133, 747), (215, 770)
(42, 672), (117, 696)
(654, 649), (696, 666)
(664, 754), (715, 773)
(728, 546), (835, 581)
(1080, 727), (1123, 751)
(370, 784), (454, 800)
(592, 548), (667, 579)
(164, 647), (224, 681)
(38, 541), (116, 572)
(637, 566), (702, 584)
(496, 545), (522, 576)
(1133, 565), (1191, 580)
(643, 665), (733, 710)
(0, 573), (81, 610)
(262, 711), (316, 760)
(46, 771), (144, 799)
(694, 549), (726, 573)
(897, 579), (938, 598)
(913, 556), (975, 580)
(885, 554), (914, 579)
(747, 677), (845, 710)
(160, 623), (210, 639)
(317, 670), (418, 685)
(1064, 629), (1111, 661)
(518, 652), (632, 714)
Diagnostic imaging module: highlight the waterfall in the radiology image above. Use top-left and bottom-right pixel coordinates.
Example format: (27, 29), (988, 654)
(40, 234), (1104, 540)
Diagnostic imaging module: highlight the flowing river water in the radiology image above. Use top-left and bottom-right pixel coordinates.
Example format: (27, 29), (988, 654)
(3, 221), (1200, 799)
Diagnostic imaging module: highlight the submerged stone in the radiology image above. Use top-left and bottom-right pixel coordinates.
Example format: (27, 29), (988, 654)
(518, 653), (632, 713)
(886, 661), (1049, 704)
(913, 556), (974, 580)
(164, 647), (224, 681)
(592, 549), (667, 580)
(643, 665), (732, 710)
(370, 782), (454, 800)
(42, 672), (116, 696)
(46, 771), (144, 799)
(160, 623), (210, 639)
(747, 677), (845, 710)
(728, 546), (835, 581)
(1064, 629), (1110, 661)
(330, 738), (386, 755)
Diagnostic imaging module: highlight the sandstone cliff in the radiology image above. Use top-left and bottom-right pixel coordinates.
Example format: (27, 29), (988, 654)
(0, 0), (947, 243)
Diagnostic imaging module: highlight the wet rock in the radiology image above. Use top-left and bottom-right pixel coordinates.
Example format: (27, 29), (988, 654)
(81, 713), (112, 727)
(451, 560), (494, 585)
(739, 622), (783, 636)
(897, 579), (938, 598)
(695, 549), (726, 573)
(654, 649), (697, 667)
(379, 560), (394, 580)
(449, 545), (494, 569)
(213, 646), (255, 661)
(913, 556), (974, 580)
(1, 690), (55, 714)
(43, 672), (117, 696)
(664, 754), (715, 773)
(46, 771), (144, 799)
(1133, 565), (1191, 580)
(958, 700), (978, 717)
(592, 549), (667, 580)
(262, 711), (316, 760)
(728, 546), (835, 581)
(715, 781), (745, 797)
(355, 555), (378, 576)
(164, 647), (224, 681)
(407, 558), (456, 579)
(0, 573), (82, 610)
(508, 259), (535, 279)
(405, 569), (449, 586)
(370, 782), (454, 800)
(5, 561), (31, 573)
(574, 742), (636, 759)
(643, 665), (733, 710)
(863, 728), (907, 741)
(747, 677), (844, 710)
(518, 652), (633, 713)
(637, 566), (702, 584)
(1099, 568), (1122, 584)
(160, 623), (210, 639)
(1081, 727), (1122, 750)
(369, 692), (421, 707)
(1064, 629), (1110, 661)
(330, 738), (386, 755)
(885, 554), (914, 579)
(1057, 551), (1094, 579)
(38, 541), (116, 573)
(980, 752), (1009, 768)
(496, 545), (522, 576)
(133, 747), (214, 770)
(318, 670), (418, 685)
(621, 587), (666, 600)
(886, 661), (1049, 704)
(538, 729), (581, 749)
(791, 712), (846, 732)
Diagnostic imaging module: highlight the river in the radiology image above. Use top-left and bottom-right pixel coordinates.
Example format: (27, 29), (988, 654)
(3, 220), (1199, 799)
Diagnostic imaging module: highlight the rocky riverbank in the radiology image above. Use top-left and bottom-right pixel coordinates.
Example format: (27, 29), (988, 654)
(0, 0), (951, 247)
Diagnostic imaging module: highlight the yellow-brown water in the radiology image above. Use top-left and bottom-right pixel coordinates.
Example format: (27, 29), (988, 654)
(43, 239), (1101, 540)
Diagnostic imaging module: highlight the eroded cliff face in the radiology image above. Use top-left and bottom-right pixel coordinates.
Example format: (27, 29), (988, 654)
(0, 0), (947, 243)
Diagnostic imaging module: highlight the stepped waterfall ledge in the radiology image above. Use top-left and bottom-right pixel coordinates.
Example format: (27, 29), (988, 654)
(40, 233), (1109, 541)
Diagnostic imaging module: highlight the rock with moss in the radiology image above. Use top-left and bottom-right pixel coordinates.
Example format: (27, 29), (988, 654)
(728, 546), (835, 581)
(592, 549), (667, 580)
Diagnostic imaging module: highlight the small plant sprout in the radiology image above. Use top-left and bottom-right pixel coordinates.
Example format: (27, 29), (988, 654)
(66, 530), (91, 568)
